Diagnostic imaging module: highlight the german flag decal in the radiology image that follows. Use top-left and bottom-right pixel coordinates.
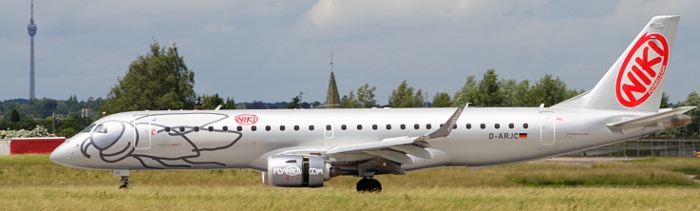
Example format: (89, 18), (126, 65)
(519, 133), (528, 139)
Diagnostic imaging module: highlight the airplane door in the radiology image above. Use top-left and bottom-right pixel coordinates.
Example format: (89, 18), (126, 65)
(539, 111), (555, 145)
(324, 124), (334, 139)
(133, 115), (153, 149)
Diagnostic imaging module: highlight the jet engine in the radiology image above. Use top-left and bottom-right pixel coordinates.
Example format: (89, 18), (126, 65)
(263, 155), (330, 187)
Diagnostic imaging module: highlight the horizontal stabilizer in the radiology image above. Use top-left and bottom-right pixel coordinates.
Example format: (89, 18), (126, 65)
(606, 106), (695, 128)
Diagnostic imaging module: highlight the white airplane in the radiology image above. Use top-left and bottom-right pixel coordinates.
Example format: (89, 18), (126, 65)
(51, 15), (693, 192)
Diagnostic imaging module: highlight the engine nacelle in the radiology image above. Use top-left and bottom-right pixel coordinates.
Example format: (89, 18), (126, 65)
(264, 155), (330, 187)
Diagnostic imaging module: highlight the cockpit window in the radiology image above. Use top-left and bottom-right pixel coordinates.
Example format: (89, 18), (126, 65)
(94, 124), (108, 133)
(81, 124), (96, 133)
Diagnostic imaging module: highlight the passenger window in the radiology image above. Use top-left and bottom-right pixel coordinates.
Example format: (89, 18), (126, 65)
(426, 124), (432, 130)
(357, 124), (363, 130)
(523, 123), (529, 129)
(480, 123), (485, 129)
(223, 126), (229, 131)
(509, 123), (514, 129)
(414, 124), (420, 130)
(179, 126), (185, 132)
(452, 124), (457, 129)
(341, 124), (347, 130)
(208, 126), (214, 132)
(265, 125), (271, 131)
(326, 125), (331, 130)
(280, 125), (286, 131)
(309, 125), (315, 131)
(372, 124), (378, 130)
(386, 124), (392, 130)
(194, 126), (199, 132)
(400, 124), (406, 130)
(495, 123), (500, 129)
(237, 126), (242, 132)
(251, 126), (257, 131)
(165, 127), (171, 132)
(294, 125), (300, 131)
(466, 123), (472, 129)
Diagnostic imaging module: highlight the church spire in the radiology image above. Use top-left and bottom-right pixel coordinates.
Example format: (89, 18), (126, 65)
(325, 52), (340, 108)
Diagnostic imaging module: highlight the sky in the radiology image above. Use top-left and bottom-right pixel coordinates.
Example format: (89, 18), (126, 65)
(1, 0), (699, 105)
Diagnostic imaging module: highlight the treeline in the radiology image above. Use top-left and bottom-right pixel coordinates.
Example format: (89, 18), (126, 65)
(340, 69), (584, 108)
(0, 96), (103, 136)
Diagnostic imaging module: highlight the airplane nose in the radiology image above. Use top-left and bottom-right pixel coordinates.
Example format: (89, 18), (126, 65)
(50, 144), (68, 164)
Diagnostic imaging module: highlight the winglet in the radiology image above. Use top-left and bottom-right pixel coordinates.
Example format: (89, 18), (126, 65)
(426, 104), (467, 139)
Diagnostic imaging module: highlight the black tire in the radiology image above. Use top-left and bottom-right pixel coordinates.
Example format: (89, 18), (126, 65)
(356, 178), (369, 192)
(356, 178), (382, 193)
(367, 179), (382, 192)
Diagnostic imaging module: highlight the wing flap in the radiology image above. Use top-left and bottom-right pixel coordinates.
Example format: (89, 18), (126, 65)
(326, 136), (418, 155)
(390, 145), (433, 159)
(363, 150), (414, 164)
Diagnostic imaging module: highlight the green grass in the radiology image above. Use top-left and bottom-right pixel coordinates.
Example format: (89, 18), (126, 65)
(1, 155), (700, 210)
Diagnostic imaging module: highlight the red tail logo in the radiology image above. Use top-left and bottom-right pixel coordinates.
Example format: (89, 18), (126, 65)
(615, 33), (669, 107)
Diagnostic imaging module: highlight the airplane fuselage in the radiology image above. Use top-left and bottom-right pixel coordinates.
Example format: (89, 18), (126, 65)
(51, 107), (661, 172)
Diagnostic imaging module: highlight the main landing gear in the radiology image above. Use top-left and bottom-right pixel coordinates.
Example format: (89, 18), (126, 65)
(356, 177), (382, 192)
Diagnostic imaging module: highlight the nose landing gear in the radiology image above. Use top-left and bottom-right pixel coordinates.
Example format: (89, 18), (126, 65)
(113, 169), (131, 189)
(356, 177), (382, 192)
(119, 176), (129, 189)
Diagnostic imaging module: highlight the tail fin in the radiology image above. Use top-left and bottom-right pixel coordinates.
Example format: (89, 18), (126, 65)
(553, 15), (679, 112)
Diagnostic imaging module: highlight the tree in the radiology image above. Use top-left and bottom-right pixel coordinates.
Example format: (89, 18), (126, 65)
(340, 91), (357, 108)
(660, 92), (670, 108)
(475, 69), (503, 107)
(100, 40), (196, 114)
(10, 109), (20, 122)
(498, 79), (517, 106)
(513, 80), (531, 107)
(356, 83), (377, 108)
(432, 92), (451, 107)
(223, 97), (236, 109)
(452, 75), (477, 106)
(679, 91), (700, 137)
(288, 96), (301, 109)
(529, 74), (567, 107)
(197, 94), (224, 110)
(389, 81), (424, 108)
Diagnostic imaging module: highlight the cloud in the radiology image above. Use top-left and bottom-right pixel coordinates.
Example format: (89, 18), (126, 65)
(301, 0), (491, 28)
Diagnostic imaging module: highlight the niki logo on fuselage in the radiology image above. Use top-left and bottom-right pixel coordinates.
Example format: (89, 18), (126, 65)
(615, 32), (669, 107)
(79, 113), (243, 169)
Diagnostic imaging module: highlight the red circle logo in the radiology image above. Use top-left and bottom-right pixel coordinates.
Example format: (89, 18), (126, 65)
(615, 33), (669, 107)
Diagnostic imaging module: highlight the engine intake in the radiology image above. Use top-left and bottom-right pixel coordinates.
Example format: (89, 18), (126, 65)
(264, 155), (329, 187)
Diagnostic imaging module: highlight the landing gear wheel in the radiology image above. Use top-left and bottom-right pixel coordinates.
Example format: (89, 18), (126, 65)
(356, 177), (382, 193)
(119, 176), (129, 189)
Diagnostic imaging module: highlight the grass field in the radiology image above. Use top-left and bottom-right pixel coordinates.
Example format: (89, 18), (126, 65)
(1, 155), (700, 210)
